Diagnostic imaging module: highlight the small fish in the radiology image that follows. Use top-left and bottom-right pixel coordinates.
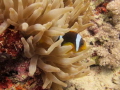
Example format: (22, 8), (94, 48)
(59, 31), (86, 52)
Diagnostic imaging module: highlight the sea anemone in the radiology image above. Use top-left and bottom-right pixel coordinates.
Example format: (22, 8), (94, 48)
(0, 0), (94, 89)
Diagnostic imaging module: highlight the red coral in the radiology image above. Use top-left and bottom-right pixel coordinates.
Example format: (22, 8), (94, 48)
(0, 77), (13, 90)
(96, 2), (108, 14)
(0, 27), (48, 90)
(0, 28), (23, 57)
(0, 26), (24, 86)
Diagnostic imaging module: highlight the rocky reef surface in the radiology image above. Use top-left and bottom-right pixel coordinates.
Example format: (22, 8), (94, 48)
(66, 0), (120, 90)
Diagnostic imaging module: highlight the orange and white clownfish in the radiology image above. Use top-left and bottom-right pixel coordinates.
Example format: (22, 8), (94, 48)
(59, 31), (86, 52)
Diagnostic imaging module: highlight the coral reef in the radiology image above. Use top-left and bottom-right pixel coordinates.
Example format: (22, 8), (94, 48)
(107, 0), (120, 15)
(90, 22), (120, 68)
(64, 0), (120, 89)
(87, 0), (120, 68)
(0, 0), (94, 90)
(0, 27), (24, 81)
(1, 0), (120, 90)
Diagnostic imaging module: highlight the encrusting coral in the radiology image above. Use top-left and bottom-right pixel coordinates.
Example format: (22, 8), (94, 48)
(107, 0), (120, 31)
(90, 20), (120, 68)
(87, 0), (120, 68)
(106, 0), (120, 15)
(81, 0), (120, 68)
(0, 0), (94, 89)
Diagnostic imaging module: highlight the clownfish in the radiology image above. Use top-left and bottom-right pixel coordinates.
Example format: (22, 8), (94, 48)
(59, 31), (86, 52)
